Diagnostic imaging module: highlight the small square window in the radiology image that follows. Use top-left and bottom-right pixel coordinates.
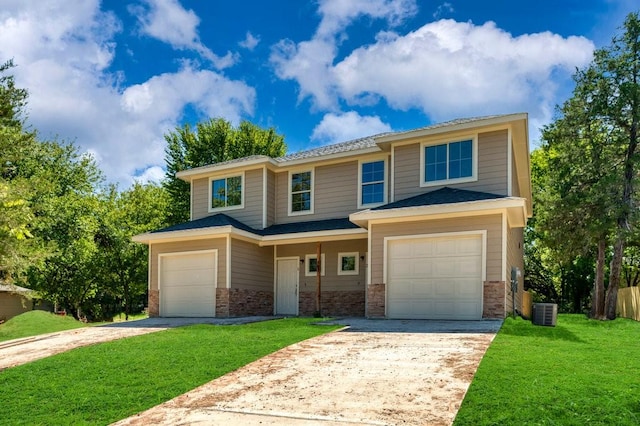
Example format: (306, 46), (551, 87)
(305, 254), (325, 277)
(338, 252), (359, 276)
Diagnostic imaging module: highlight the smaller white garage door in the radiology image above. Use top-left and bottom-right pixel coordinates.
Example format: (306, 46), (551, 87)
(387, 234), (483, 320)
(160, 250), (216, 317)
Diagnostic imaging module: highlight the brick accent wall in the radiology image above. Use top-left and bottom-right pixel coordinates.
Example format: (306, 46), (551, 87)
(216, 288), (229, 317)
(299, 290), (365, 317)
(148, 290), (159, 317)
(483, 280), (506, 318)
(366, 283), (385, 318)
(228, 288), (273, 317)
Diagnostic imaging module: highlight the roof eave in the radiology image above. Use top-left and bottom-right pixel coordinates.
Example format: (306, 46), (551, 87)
(176, 157), (278, 182)
(349, 197), (529, 228)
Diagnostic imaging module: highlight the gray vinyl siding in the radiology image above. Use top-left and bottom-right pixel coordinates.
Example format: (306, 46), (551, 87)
(230, 238), (273, 291)
(506, 225), (524, 314)
(275, 161), (359, 224)
(266, 169), (275, 227)
(370, 214), (503, 284)
(393, 130), (509, 201)
(150, 238), (227, 291)
(191, 168), (264, 229)
(276, 239), (368, 292)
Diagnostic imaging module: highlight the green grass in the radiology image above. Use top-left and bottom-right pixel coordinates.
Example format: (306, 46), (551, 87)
(0, 311), (87, 342)
(455, 314), (640, 425)
(0, 318), (340, 425)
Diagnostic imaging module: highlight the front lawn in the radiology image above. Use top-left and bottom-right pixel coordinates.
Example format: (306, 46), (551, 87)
(0, 318), (340, 425)
(0, 311), (87, 342)
(455, 314), (640, 425)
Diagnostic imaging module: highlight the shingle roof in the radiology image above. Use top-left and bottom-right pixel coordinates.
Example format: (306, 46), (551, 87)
(150, 213), (257, 235)
(149, 214), (360, 236)
(0, 283), (33, 293)
(261, 218), (360, 235)
(372, 187), (506, 210)
(275, 134), (385, 162)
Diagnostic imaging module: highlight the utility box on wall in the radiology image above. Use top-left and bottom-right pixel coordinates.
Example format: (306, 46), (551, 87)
(532, 303), (557, 327)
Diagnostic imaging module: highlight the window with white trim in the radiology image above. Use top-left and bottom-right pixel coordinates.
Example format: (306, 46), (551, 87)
(338, 252), (359, 275)
(210, 174), (243, 211)
(422, 138), (475, 185)
(360, 160), (385, 206)
(305, 254), (325, 277)
(290, 170), (313, 214)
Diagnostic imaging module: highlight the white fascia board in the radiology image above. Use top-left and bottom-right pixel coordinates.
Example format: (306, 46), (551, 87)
(349, 197), (528, 228)
(132, 225), (261, 245)
(259, 228), (368, 246)
(374, 113), (528, 145)
(176, 157), (278, 181)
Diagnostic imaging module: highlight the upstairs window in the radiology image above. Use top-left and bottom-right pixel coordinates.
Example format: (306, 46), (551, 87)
(423, 138), (475, 185)
(360, 160), (386, 207)
(210, 174), (243, 211)
(289, 170), (313, 215)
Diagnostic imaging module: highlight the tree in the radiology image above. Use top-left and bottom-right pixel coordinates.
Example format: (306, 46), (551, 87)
(535, 12), (640, 319)
(0, 59), (28, 128)
(94, 183), (169, 319)
(163, 118), (286, 224)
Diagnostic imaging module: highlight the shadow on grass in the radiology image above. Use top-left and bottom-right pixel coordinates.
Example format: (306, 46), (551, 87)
(500, 319), (585, 343)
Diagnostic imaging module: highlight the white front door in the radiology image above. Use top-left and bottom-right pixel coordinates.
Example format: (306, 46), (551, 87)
(276, 258), (299, 315)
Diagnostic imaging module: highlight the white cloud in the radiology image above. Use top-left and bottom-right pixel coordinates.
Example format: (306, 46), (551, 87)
(129, 0), (236, 69)
(134, 166), (165, 185)
(433, 2), (454, 19)
(270, 0), (418, 110)
(239, 31), (260, 50)
(334, 20), (594, 121)
(311, 111), (392, 143)
(0, 1), (256, 187)
(272, 5), (595, 140)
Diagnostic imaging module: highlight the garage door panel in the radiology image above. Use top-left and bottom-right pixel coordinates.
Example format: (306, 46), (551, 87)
(387, 234), (483, 320)
(160, 251), (216, 317)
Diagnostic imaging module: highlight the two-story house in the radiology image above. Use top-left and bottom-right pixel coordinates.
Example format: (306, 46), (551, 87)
(133, 113), (531, 320)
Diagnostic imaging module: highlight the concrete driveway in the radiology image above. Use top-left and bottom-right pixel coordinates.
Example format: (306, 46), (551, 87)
(114, 319), (501, 426)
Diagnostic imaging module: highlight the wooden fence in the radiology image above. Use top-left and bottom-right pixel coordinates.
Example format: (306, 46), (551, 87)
(521, 291), (532, 318)
(617, 287), (640, 321)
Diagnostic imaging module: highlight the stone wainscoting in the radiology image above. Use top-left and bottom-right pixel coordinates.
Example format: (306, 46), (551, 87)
(298, 290), (365, 317)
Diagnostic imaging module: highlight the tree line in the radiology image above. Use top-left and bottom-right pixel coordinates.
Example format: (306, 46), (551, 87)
(0, 60), (285, 320)
(525, 12), (640, 319)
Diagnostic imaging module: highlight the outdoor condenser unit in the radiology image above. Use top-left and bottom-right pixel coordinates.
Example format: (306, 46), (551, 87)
(532, 303), (557, 327)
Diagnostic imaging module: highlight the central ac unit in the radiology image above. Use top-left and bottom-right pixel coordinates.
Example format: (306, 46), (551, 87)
(532, 303), (557, 327)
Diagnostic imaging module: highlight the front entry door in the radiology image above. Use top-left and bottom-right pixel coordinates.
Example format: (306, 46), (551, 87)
(276, 258), (299, 315)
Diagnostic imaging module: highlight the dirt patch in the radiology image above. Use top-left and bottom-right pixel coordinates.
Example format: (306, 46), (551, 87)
(114, 330), (496, 426)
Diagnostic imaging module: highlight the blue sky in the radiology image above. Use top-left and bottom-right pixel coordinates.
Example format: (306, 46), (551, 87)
(1, 0), (637, 186)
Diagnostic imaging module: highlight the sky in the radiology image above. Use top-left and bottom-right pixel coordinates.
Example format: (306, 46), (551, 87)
(1, 0), (637, 187)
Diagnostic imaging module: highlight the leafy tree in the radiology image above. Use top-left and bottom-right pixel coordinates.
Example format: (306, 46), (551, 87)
(0, 59), (28, 128)
(94, 183), (169, 319)
(163, 118), (286, 224)
(535, 12), (640, 319)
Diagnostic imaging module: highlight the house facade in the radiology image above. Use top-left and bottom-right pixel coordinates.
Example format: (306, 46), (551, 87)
(133, 113), (532, 320)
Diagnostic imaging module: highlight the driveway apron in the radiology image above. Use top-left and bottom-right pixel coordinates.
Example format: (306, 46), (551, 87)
(114, 319), (501, 426)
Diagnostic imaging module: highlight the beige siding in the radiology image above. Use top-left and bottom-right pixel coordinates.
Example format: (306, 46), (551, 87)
(150, 238), (227, 291)
(370, 214), (503, 284)
(511, 152), (520, 197)
(266, 169), (276, 227)
(0, 293), (32, 320)
(192, 177), (209, 220)
(506, 225), (525, 314)
(231, 239), (273, 291)
(393, 130), (509, 201)
(191, 169), (264, 229)
(275, 162), (359, 224)
(276, 239), (368, 292)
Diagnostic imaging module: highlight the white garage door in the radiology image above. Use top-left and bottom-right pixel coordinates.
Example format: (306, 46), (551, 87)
(387, 234), (483, 320)
(160, 251), (216, 317)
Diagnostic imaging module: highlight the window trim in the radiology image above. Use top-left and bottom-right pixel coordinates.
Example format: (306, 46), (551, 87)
(288, 168), (314, 216)
(337, 252), (359, 276)
(208, 172), (245, 213)
(357, 156), (388, 209)
(420, 136), (478, 187)
(305, 253), (325, 277)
